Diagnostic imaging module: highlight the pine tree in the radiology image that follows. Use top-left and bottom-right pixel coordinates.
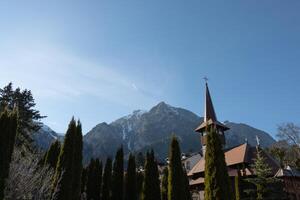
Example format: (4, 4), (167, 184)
(204, 128), (232, 200)
(71, 121), (83, 200)
(44, 140), (61, 168)
(0, 108), (18, 200)
(0, 83), (45, 138)
(102, 158), (112, 200)
(168, 136), (191, 200)
(142, 150), (161, 200)
(111, 147), (124, 200)
(87, 158), (103, 200)
(51, 118), (83, 200)
(125, 154), (137, 200)
(81, 167), (88, 195)
(246, 147), (286, 200)
(161, 168), (168, 200)
(136, 171), (144, 200)
(235, 173), (241, 200)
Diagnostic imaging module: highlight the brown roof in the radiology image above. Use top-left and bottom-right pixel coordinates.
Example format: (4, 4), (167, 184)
(189, 177), (204, 185)
(188, 143), (248, 176)
(188, 143), (280, 177)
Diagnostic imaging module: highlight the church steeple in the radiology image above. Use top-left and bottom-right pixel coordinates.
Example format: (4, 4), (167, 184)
(195, 82), (229, 156)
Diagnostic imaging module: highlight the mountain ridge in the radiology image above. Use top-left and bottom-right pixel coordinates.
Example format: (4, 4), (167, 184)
(33, 101), (276, 162)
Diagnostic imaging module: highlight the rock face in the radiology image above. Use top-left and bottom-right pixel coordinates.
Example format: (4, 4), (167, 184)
(83, 102), (276, 162)
(33, 102), (276, 161)
(32, 124), (63, 150)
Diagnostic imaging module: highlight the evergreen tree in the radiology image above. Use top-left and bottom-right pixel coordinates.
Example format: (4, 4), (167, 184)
(111, 147), (124, 200)
(125, 154), (137, 200)
(136, 152), (145, 168)
(161, 168), (168, 200)
(246, 147), (287, 200)
(87, 158), (103, 200)
(81, 167), (88, 195)
(51, 118), (83, 200)
(0, 83), (45, 138)
(183, 169), (192, 200)
(44, 140), (61, 168)
(71, 121), (83, 200)
(0, 108), (18, 200)
(102, 158), (112, 200)
(136, 171), (144, 200)
(204, 128), (232, 200)
(234, 173), (241, 200)
(142, 150), (161, 200)
(168, 136), (191, 200)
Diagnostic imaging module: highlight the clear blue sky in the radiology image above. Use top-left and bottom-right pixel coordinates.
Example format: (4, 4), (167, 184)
(0, 1), (299, 137)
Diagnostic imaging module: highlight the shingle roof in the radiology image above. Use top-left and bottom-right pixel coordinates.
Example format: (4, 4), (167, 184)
(188, 143), (280, 177)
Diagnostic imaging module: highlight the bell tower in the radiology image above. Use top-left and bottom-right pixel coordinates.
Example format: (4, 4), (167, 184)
(195, 81), (229, 157)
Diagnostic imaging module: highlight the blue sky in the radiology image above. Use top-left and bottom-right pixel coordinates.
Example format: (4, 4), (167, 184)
(0, 1), (299, 137)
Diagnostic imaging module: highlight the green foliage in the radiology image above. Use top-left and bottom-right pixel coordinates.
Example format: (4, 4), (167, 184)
(51, 118), (83, 200)
(0, 83), (45, 139)
(86, 158), (102, 200)
(234, 173), (240, 200)
(204, 128), (232, 200)
(111, 147), (124, 200)
(161, 168), (168, 200)
(136, 152), (145, 168)
(44, 140), (61, 168)
(0, 108), (18, 200)
(142, 150), (161, 200)
(168, 136), (191, 200)
(136, 171), (144, 200)
(102, 158), (112, 200)
(125, 154), (137, 200)
(81, 167), (87, 194)
(245, 147), (286, 200)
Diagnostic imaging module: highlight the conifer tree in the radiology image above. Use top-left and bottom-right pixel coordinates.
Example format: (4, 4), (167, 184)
(161, 168), (168, 200)
(0, 108), (18, 200)
(246, 147), (286, 200)
(71, 121), (83, 200)
(81, 167), (87, 195)
(102, 158), (112, 200)
(142, 150), (161, 200)
(235, 173), (241, 200)
(125, 154), (137, 200)
(204, 128), (232, 200)
(87, 158), (103, 200)
(136, 171), (144, 200)
(44, 140), (61, 168)
(111, 147), (124, 200)
(168, 136), (191, 200)
(51, 118), (83, 200)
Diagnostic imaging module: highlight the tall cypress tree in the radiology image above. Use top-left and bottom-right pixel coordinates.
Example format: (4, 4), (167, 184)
(81, 167), (88, 195)
(0, 108), (18, 200)
(44, 140), (61, 168)
(136, 171), (144, 200)
(168, 136), (191, 200)
(51, 118), (83, 200)
(142, 150), (161, 200)
(102, 158), (112, 200)
(111, 147), (124, 200)
(204, 128), (232, 200)
(161, 167), (168, 200)
(125, 154), (137, 200)
(71, 121), (83, 200)
(87, 158), (103, 200)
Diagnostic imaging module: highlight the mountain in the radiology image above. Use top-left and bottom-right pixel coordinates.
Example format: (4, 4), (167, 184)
(83, 102), (276, 162)
(32, 124), (63, 150)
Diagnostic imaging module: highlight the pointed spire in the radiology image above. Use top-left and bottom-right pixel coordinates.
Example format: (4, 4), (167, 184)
(204, 83), (217, 123)
(195, 82), (229, 133)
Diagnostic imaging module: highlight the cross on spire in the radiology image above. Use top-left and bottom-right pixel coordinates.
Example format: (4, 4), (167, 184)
(203, 76), (209, 83)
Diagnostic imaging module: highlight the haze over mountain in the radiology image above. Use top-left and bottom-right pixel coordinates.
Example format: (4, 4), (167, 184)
(34, 102), (275, 161)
